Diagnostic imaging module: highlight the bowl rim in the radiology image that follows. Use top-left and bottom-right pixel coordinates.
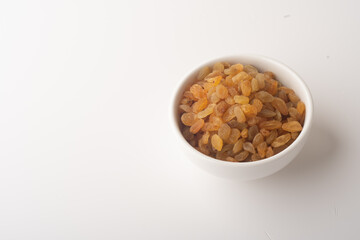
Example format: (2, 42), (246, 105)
(170, 54), (313, 166)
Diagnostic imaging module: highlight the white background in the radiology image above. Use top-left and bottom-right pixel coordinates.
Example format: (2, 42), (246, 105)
(0, 0), (359, 239)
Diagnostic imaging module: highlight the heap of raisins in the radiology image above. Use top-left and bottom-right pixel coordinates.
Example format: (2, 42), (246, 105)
(179, 62), (306, 162)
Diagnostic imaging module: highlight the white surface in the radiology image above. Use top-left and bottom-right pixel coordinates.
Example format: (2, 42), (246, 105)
(0, 0), (359, 239)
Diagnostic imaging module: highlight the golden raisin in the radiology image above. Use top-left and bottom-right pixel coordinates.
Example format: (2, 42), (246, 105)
(184, 91), (196, 100)
(288, 107), (300, 120)
(206, 86), (216, 97)
(243, 142), (256, 154)
(192, 98), (208, 113)
(211, 134), (223, 151)
(258, 109), (276, 118)
(202, 123), (217, 132)
(197, 104), (216, 118)
(274, 109), (282, 121)
(266, 130), (278, 145)
(288, 92), (300, 103)
(232, 71), (250, 83)
(213, 62), (224, 72)
(247, 116), (259, 126)
(200, 131), (210, 144)
(225, 96), (235, 105)
(252, 98), (263, 112)
(218, 123), (231, 140)
(263, 102), (275, 111)
(210, 93), (221, 104)
(206, 75), (222, 85)
(240, 79), (252, 97)
(179, 104), (192, 113)
(203, 82), (215, 92)
(286, 102), (294, 109)
(228, 87), (238, 97)
(264, 71), (275, 80)
(278, 90), (288, 102)
(244, 65), (259, 77)
(251, 153), (262, 161)
(234, 95), (250, 104)
(259, 120), (282, 130)
(190, 119), (204, 134)
(204, 71), (223, 82)
(251, 78), (259, 92)
(181, 112), (197, 126)
(233, 139), (244, 154)
(279, 86), (294, 94)
(255, 73), (266, 89)
(216, 84), (229, 99)
(223, 105), (236, 122)
(282, 121), (303, 132)
(227, 128), (241, 144)
(221, 144), (233, 153)
(234, 151), (249, 162)
(216, 151), (227, 160)
(252, 133), (264, 147)
(180, 97), (192, 105)
(225, 156), (237, 162)
(214, 101), (229, 116)
(224, 64), (243, 76)
(255, 91), (274, 103)
(190, 84), (206, 99)
(234, 105), (246, 123)
(228, 119), (247, 129)
(197, 66), (211, 80)
(291, 132), (299, 140)
(198, 142), (210, 155)
(241, 128), (248, 138)
(271, 97), (288, 115)
(248, 125), (259, 141)
(271, 133), (291, 148)
(209, 115), (223, 129)
(224, 75), (235, 87)
(222, 62), (231, 68)
(257, 142), (267, 158)
(299, 112), (305, 125)
(265, 146), (274, 158)
(260, 128), (270, 137)
(240, 104), (257, 118)
(265, 79), (278, 95)
(297, 101), (306, 115)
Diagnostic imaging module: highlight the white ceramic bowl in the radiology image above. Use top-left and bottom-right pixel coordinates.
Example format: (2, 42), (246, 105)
(171, 55), (313, 181)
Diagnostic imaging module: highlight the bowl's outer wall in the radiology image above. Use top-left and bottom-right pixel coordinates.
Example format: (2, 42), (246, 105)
(180, 130), (309, 180)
